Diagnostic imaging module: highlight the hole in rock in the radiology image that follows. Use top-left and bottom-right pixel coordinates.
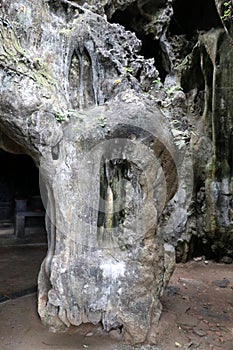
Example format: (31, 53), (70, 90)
(48, 0), (75, 20)
(97, 158), (131, 231)
(0, 149), (41, 219)
(188, 235), (208, 260)
(169, 0), (223, 36)
(110, 4), (169, 81)
(139, 34), (170, 82)
(180, 48), (206, 93)
(176, 236), (212, 263)
(0, 148), (47, 303)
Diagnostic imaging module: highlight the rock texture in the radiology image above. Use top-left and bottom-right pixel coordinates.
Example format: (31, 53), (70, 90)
(0, 0), (232, 346)
(38, 93), (179, 343)
(157, 0), (233, 262)
(0, 0), (178, 344)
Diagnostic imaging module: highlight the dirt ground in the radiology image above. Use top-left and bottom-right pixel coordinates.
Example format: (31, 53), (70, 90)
(158, 260), (233, 350)
(0, 233), (232, 350)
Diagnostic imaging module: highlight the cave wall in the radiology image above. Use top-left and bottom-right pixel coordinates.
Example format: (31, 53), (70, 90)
(203, 30), (233, 261)
(103, 0), (233, 262)
(0, 0), (233, 345)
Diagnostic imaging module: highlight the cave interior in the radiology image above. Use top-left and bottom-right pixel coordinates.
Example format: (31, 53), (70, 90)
(0, 148), (45, 235)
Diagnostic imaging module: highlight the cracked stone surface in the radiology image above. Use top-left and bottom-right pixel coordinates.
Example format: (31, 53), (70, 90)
(0, 0), (233, 345)
(0, 0), (179, 344)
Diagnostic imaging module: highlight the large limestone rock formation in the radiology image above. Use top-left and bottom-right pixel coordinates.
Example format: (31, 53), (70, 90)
(0, 0), (232, 345)
(38, 94), (180, 343)
(0, 0), (180, 344)
(158, 0), (233, 262)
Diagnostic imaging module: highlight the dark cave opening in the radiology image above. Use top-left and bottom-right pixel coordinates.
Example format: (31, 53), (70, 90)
(180, 44), (214, 128)
(108, 3), (140, 33)
(0, 149), (41, 221)
(180, 47), (205, 93)
(187, 235), (213, 261)
(0, 149), (46, 243)
(110, 4), (168, 81)
(139, 34), (170, 82)
(169, 0), (223, 36)
(0, 149), (47, 305)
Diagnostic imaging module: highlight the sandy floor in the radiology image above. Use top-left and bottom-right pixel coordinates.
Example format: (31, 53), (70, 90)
(159, 260), (233, 350)
(0, 245), (46, 297)
(0, 294), (122, 350)
(0, 234), (232, 350)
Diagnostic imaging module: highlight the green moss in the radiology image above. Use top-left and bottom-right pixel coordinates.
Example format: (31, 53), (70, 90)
(59, 27), (74, 36)
(205, 160), (214, 177)
(0, 24), (55, 88)
(94, 115), (107, 128)
(221, 1), (232, 21)
(53, 108), (85, 123)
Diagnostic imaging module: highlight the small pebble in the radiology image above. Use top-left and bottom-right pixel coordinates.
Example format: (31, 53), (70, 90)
(193, 257), (202, 262)
(193, 329), (207, 337)
(216, 331), (222, 337)
(214, 278), (230, 288)
(209, 323), (216, 328)
(85, 332), (93, 337)
(175, 341), (182, 347)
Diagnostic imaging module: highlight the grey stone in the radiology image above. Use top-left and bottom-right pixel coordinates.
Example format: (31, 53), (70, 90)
(192, 329), (207, 337)
(0, 0), (180, 344)
(214, 278), (230, 288)
(1, 0), (233, 345)
(177, 315), (199, 328)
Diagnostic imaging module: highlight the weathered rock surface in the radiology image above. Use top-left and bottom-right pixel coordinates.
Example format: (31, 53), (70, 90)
(37, 91), (179, 343)
(0, 0), (179, 344)
(0, 0), (233, 346)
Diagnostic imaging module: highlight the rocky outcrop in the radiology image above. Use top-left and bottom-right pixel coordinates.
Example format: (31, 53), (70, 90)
(38, 92), (181, 343)
(0, 0), (180, 344)
(159, 7), (233, 262)
(0, 0), (232, 346)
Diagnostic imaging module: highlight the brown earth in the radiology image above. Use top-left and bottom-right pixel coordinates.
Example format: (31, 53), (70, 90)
(158, 260), (233, 350)
(0, 229), (232, 350)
